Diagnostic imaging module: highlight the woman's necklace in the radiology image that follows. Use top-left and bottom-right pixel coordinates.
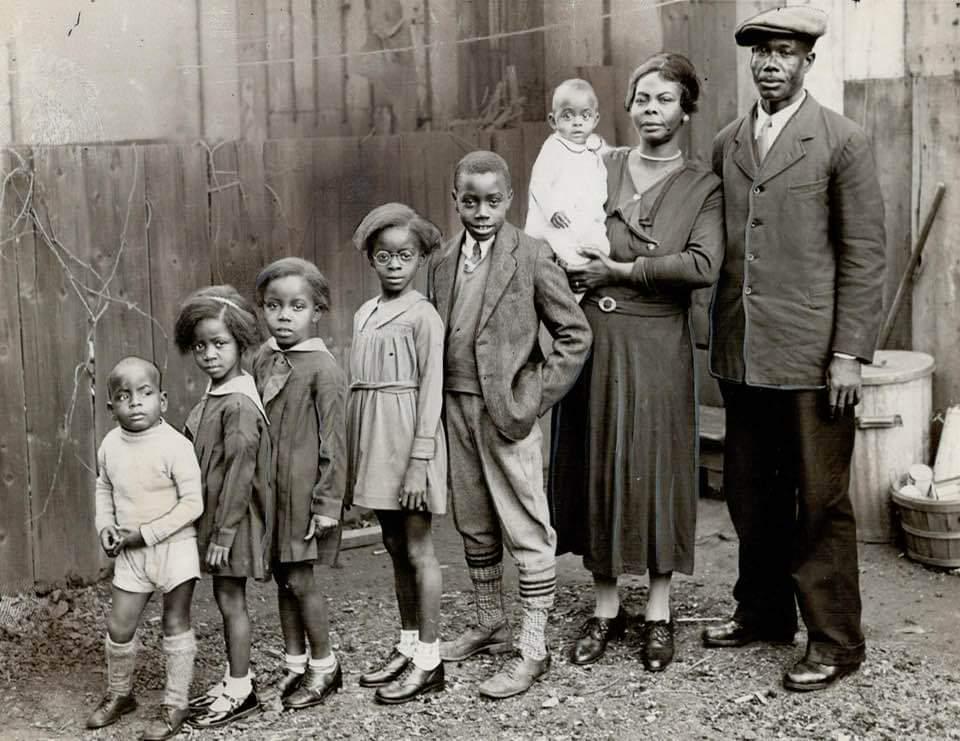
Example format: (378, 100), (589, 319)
(637, 150), (682, 162)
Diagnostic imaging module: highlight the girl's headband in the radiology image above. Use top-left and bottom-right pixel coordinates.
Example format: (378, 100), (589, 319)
(209, 296), (246, 314)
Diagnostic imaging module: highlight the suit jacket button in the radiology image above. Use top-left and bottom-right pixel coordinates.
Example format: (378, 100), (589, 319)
(744, 286), (753, 295)
(753, 185), (764, 194)
(750, 219), (761, 228)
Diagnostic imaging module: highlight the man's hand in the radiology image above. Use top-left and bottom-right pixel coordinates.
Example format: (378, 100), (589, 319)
(550, 211), (572, 229)
(304, 514), (339, 541)
(827, 355), (862, 417)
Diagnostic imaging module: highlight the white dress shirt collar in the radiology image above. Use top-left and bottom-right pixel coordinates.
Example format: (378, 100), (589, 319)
(461, 231), (495, 265)
(755, 89), (807, 142)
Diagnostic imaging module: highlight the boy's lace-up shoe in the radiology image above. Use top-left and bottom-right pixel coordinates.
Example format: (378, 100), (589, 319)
(275, 670), (304, 699)
(86, 693), (137, 729)
(478, 653), (551, 699)
(440, 622), (512, 662)
(140, 705), (190, 740)
(283, 663), (343, 710)
(374, 662), (445, 704)
(359, 649), (411, 687)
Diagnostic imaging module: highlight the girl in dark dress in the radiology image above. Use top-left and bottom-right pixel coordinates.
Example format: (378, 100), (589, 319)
(550, 53), (724, 672)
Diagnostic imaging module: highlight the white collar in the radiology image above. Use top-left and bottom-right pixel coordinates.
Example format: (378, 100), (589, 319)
(461, 231), (495, 264)
(266, 336), (331, 353)
(204, 371), (268, 421)
(755, 90), (806, 139)
(550, 131), (604, 154)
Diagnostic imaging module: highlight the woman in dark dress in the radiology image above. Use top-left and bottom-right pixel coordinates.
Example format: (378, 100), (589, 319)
(549, 53), (723, 672)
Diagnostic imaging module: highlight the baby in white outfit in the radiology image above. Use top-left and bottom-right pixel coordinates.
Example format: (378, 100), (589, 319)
(524, 78), (610, 290)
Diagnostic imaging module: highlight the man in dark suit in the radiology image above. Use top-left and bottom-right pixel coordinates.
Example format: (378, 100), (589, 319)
(705, 6), (886, 692)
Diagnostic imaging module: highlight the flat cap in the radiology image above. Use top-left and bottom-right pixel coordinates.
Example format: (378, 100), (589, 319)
(734, 6), (827, 47)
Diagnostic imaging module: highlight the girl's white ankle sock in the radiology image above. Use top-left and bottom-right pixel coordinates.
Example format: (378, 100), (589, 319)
(284, 652), (308, 675)
(413, 640), (441, 671)
(309, 652), (337, 673)
(397, 629), (418, 658)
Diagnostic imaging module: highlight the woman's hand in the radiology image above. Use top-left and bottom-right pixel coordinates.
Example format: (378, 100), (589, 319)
(399, 459), (428, 511)
(562, 248), (632, 292)
(205, 542), (231, 570)
(304, 514), (339, 540)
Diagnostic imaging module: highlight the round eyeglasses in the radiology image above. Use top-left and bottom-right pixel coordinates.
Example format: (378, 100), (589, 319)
(373, 250), (417, 265)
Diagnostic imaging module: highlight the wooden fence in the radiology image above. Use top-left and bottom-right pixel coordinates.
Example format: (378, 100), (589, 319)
(0, 123), (618, 593)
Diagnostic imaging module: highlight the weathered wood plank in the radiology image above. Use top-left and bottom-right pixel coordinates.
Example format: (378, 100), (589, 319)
(85, 146), (154, 446)
(0, 148), (35, 592)
(199, 0), (241, 141)
(843, 0), (905, 81)
(912, 76), (960, 414)
(267, 0), (297, 138)
(906, 0), (960, 76)
(264, 138), (317, 266)
(315, 0), (345, 132)
(687, 0), (739, 161)
(844, 77), (912, 351)
(291, 0), (317, 135)
(543, 0), (604, 100)
(237, 0), (269, 141)
(143, 143), (212, 429)
(609, 0), (663, 146)
(505, 0), (545, 122)
(426, 0), (459, 128)
(22, 146), (99, 585)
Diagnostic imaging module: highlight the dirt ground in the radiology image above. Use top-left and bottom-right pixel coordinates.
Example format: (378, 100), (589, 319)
(2, 498), (959, 741)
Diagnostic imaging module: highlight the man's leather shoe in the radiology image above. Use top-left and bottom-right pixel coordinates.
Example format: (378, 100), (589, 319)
(702, 618), (796, 648)
(441, 622), (512, 662)
(187, 690), (259, 728)
(360, 649), (411, 687)
(374, 663), (445, 704)
(783, 659), (860, 692)
(140, 705), (189, 741)
(86, 693), (137, 729)
(478, 653), (551, 699)
(275, 670), (304, 699)
(282, 663), (342, 709)
(641, 620), (674, 672)
(570, 610), (626, 665)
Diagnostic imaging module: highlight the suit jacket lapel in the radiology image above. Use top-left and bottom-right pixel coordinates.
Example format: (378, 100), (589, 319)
(478, 224), (519, 332)
(431, 233), (461, 325)
(732, 113), (758, 181)
(756, 95), (817, 185)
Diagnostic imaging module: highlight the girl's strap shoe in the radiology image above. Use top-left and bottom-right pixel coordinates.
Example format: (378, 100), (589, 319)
(187, 690), (260, 729)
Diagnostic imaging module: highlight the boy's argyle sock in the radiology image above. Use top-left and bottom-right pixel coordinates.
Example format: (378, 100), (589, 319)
(468, 562), (506, 628)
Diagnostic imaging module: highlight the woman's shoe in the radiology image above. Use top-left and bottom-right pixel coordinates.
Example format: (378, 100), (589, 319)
(187, 690), (260, 728)
(641, 620), (675, 672)
(570, 609), (627, 665)
(359, 649), (411, 688)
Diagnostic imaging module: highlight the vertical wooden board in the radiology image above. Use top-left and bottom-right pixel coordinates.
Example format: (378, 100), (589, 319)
(906, 0), (960, 76)
(267, 0), (297, 138)
(843, 0), (905, 81)
(22, 146), (99, 585)
(427, 0), (459, 129)
(0, 148), (34, 591)
(609, 0), (663, 147)
(458, 0), (491, 119)
(315, 0), (345, 131)
(490, 128), (526, 228)
(237, 0), (269, 141)
(543, 0), (604, 97)
(85, 146), (154, 446)
(574, 65), (617, 146)
(912, 76), (960, 414)
(658, 0), (692, 154)
(506, 0), (545, 121)
(312, 137), (351, 368)
(687, 0), (739, 161)
(264, 139), (317, 265)
(143, 143), (212, 429)
(800, 0), (845, 113)
(844, 78), (913, 351)
(343, 0), (373, 134)
(291, 0), (317, 135)
(199, 0), (242, 141)
(333, 137), (370, 365)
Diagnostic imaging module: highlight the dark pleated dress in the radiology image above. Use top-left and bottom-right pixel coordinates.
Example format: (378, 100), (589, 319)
(548, 149), (724, 578)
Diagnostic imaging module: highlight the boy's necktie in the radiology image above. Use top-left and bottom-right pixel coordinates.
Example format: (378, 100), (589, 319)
(464, 241), (483, 273)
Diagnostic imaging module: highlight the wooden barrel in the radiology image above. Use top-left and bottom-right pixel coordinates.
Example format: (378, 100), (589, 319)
(849, 351), (935, 543)
(891, 487), (960, 568)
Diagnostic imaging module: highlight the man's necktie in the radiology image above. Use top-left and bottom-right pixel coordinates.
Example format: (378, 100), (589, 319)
(758, 119), (775, 162)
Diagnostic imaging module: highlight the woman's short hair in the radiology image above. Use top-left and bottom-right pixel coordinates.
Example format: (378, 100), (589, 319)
(174, 285), (260, 354)
(254, 257), (331, 311)
(624, 52), (701, 114)
(352, 203), (443, 258)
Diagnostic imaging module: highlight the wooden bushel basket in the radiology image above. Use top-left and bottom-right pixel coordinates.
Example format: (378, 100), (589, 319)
(892, 484), (960, 568)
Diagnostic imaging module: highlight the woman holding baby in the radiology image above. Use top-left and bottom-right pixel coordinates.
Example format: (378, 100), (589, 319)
(548, 52), (724, 672)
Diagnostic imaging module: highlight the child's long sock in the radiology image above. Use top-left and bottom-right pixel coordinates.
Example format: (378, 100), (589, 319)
(468, 562), (505, 628)
(397, 629), (418, 658)
(413, 640), (440, 671)
(105, 634), (137, 697)
(517, 570), (556, 660)
(162, 630), (196, 710)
